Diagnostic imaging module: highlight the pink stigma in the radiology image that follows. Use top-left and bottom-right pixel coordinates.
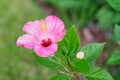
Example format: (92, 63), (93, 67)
(41, 38), (52, 47)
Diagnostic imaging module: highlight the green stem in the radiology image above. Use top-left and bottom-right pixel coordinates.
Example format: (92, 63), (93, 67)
(73, 73), (80, 80)
(66, 58), (80, 80)
(67, 58), (70, 68)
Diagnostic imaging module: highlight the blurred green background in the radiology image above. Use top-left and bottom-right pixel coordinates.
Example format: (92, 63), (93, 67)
(0, 0), (120, 80)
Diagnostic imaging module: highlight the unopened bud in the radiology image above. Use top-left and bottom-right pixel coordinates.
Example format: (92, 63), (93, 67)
(76, 52), (84, 59)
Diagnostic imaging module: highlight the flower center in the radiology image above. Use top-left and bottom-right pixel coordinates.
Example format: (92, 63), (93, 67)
(41, 38), (52, 47)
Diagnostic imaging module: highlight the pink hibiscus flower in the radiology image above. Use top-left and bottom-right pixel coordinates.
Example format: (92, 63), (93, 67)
(16, 16), (66, 57)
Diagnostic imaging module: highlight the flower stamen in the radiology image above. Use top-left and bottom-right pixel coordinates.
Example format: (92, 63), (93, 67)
(40, 20), (47, 34)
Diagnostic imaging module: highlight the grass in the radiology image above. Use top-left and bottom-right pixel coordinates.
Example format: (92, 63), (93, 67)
(0, 0), (55, 79)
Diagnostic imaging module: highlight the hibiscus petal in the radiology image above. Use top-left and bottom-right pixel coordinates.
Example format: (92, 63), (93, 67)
(23, 21), (43, 39)
(16, 34), (37, 49)
(34, 43), (58, 57)
(54, 29), (66, 42)
(45, 16), (65, 35)
(47, 43), (58, 56)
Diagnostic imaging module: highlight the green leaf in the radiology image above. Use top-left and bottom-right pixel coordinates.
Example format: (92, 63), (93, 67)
(106, 0), (120, 11)
(112, 24), (120, 41)
(80, 43), (105, 63)
(113, 13), (120, 23)
(58, 26), (80, 56)
(85, 67), (114, 80)
(33, 52), (58, 68)
(107, 51), (120, 65)
(49, 74), (75, 80)
(115, 70), (120, 80)
(70, 59), (90, 73)
(96, 7), (113, 28)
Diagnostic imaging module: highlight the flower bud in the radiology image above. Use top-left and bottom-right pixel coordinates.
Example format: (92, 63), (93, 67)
(76, 52), (84, 59)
